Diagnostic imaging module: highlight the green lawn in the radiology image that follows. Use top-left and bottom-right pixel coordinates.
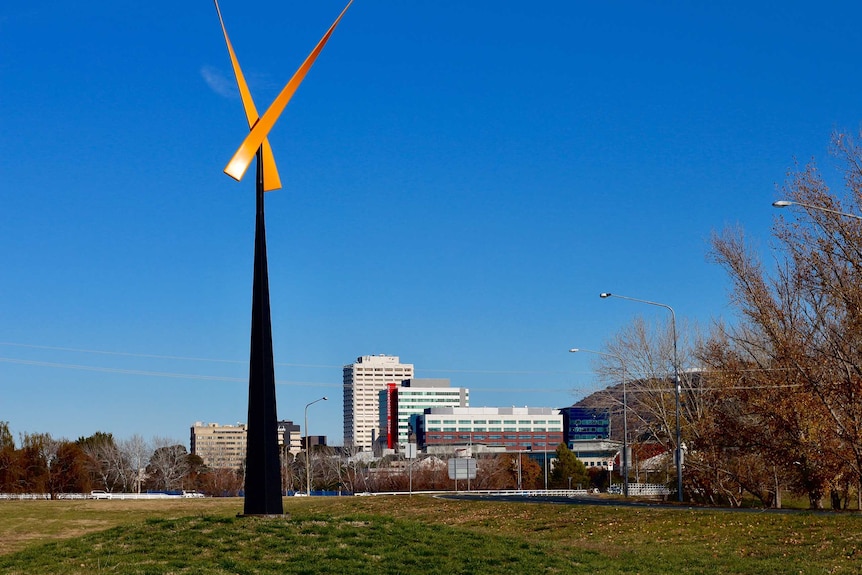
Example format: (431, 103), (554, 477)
(1, 496), (860, 574)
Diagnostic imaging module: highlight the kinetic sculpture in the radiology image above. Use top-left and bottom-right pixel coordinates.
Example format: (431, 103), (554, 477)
(214, 0), (352, 515)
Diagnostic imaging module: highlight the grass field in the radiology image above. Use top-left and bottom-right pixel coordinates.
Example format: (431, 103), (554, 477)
(1, 495), (860, 574)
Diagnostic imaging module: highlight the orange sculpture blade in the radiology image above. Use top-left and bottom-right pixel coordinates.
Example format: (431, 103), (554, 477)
(224, 0), (353, 182)
(214, 0), (282, 191)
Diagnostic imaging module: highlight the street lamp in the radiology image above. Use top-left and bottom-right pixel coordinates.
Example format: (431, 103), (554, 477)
(599, 292), (683, 502)
(569, 348), (629, 497)
(517, 450), (522, 491)
(772, 200), (862, 220)
(304, 396), (328, 495)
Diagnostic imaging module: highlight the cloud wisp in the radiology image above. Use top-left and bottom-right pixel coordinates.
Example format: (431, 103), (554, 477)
(201, 65), (237, 99)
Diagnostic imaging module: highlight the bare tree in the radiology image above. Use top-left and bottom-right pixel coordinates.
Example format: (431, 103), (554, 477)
(146, 437), (189, 491)
(474, 455), (515, 490)
(593, 319), (705, 452)
(280, 448), (300, 494)
(119, 435), (151, 494)
(316, 446), (347, 492)
(78, 432), (129, 492)
(199, 467), (243, 496)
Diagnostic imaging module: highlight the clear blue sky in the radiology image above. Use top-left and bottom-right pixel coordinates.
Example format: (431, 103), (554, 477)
(2, 1), (860, 446)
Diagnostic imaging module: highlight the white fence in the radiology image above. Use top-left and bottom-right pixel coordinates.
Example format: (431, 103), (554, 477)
(0, 493), (188, 501)
(607, 483), (672, 497)
(359, 489), (592, 497)
(485, 489), (591, 497)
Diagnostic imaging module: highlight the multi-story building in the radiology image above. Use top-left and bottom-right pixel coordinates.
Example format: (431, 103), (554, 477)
(343, 355), (413, 451)
(190, 422), (247, 469)
(419, 407), (564, 453)
(378, 378), (469, 450)
(277, 420), (302, 455)
(302, 435), (328, 450)
(560, 406), (611, 444)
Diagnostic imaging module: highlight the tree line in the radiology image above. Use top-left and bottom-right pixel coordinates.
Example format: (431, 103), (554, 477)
(293, 443), (593, 494)
(584, 130), (862, 509)
(0, 421), (596, 498)
(0, 423), (224, 497)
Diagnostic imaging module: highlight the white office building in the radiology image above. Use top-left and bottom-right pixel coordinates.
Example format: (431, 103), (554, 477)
(420, 406), (564, 453)
(379, 379), (469, 450)
(343, 355), (413, 451)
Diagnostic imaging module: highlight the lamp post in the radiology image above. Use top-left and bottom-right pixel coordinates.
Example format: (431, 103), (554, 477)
(772, 200), (862, 220)
(304, 396), (327, 495)
(569, 348), (629, 497)
(600, 292), (683, 502)
(517, 450), (522, 491)
(544, 447), (548, 492)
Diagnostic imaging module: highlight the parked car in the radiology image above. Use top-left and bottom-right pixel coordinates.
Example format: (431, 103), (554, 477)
(90, 490), (111, 500)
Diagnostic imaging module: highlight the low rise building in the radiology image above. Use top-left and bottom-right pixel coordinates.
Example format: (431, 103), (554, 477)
(419, 406), (564, 453)
(569, 439), (622, 470)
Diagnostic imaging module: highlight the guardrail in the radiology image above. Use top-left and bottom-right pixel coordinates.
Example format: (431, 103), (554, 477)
(485, 489), (591, 497)
(0, 493), (188, 501)
(607, 483), (672, 496)
(354, 489), (592, 497)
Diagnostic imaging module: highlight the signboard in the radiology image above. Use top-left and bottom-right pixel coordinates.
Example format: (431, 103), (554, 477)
(447, 458), (477, 480)
(403, 443), (417, 460)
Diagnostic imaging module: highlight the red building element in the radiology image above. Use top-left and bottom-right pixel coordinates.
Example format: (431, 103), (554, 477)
(385, 382), (398, 449)
(423, 430), (564, 453)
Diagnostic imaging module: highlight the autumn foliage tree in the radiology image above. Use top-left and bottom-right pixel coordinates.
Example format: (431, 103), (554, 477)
(706, 130), (862, 509)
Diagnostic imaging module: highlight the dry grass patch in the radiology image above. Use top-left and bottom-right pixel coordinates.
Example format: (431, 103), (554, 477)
(3, 495), (862, 574)
(0, 498), (241, 555)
